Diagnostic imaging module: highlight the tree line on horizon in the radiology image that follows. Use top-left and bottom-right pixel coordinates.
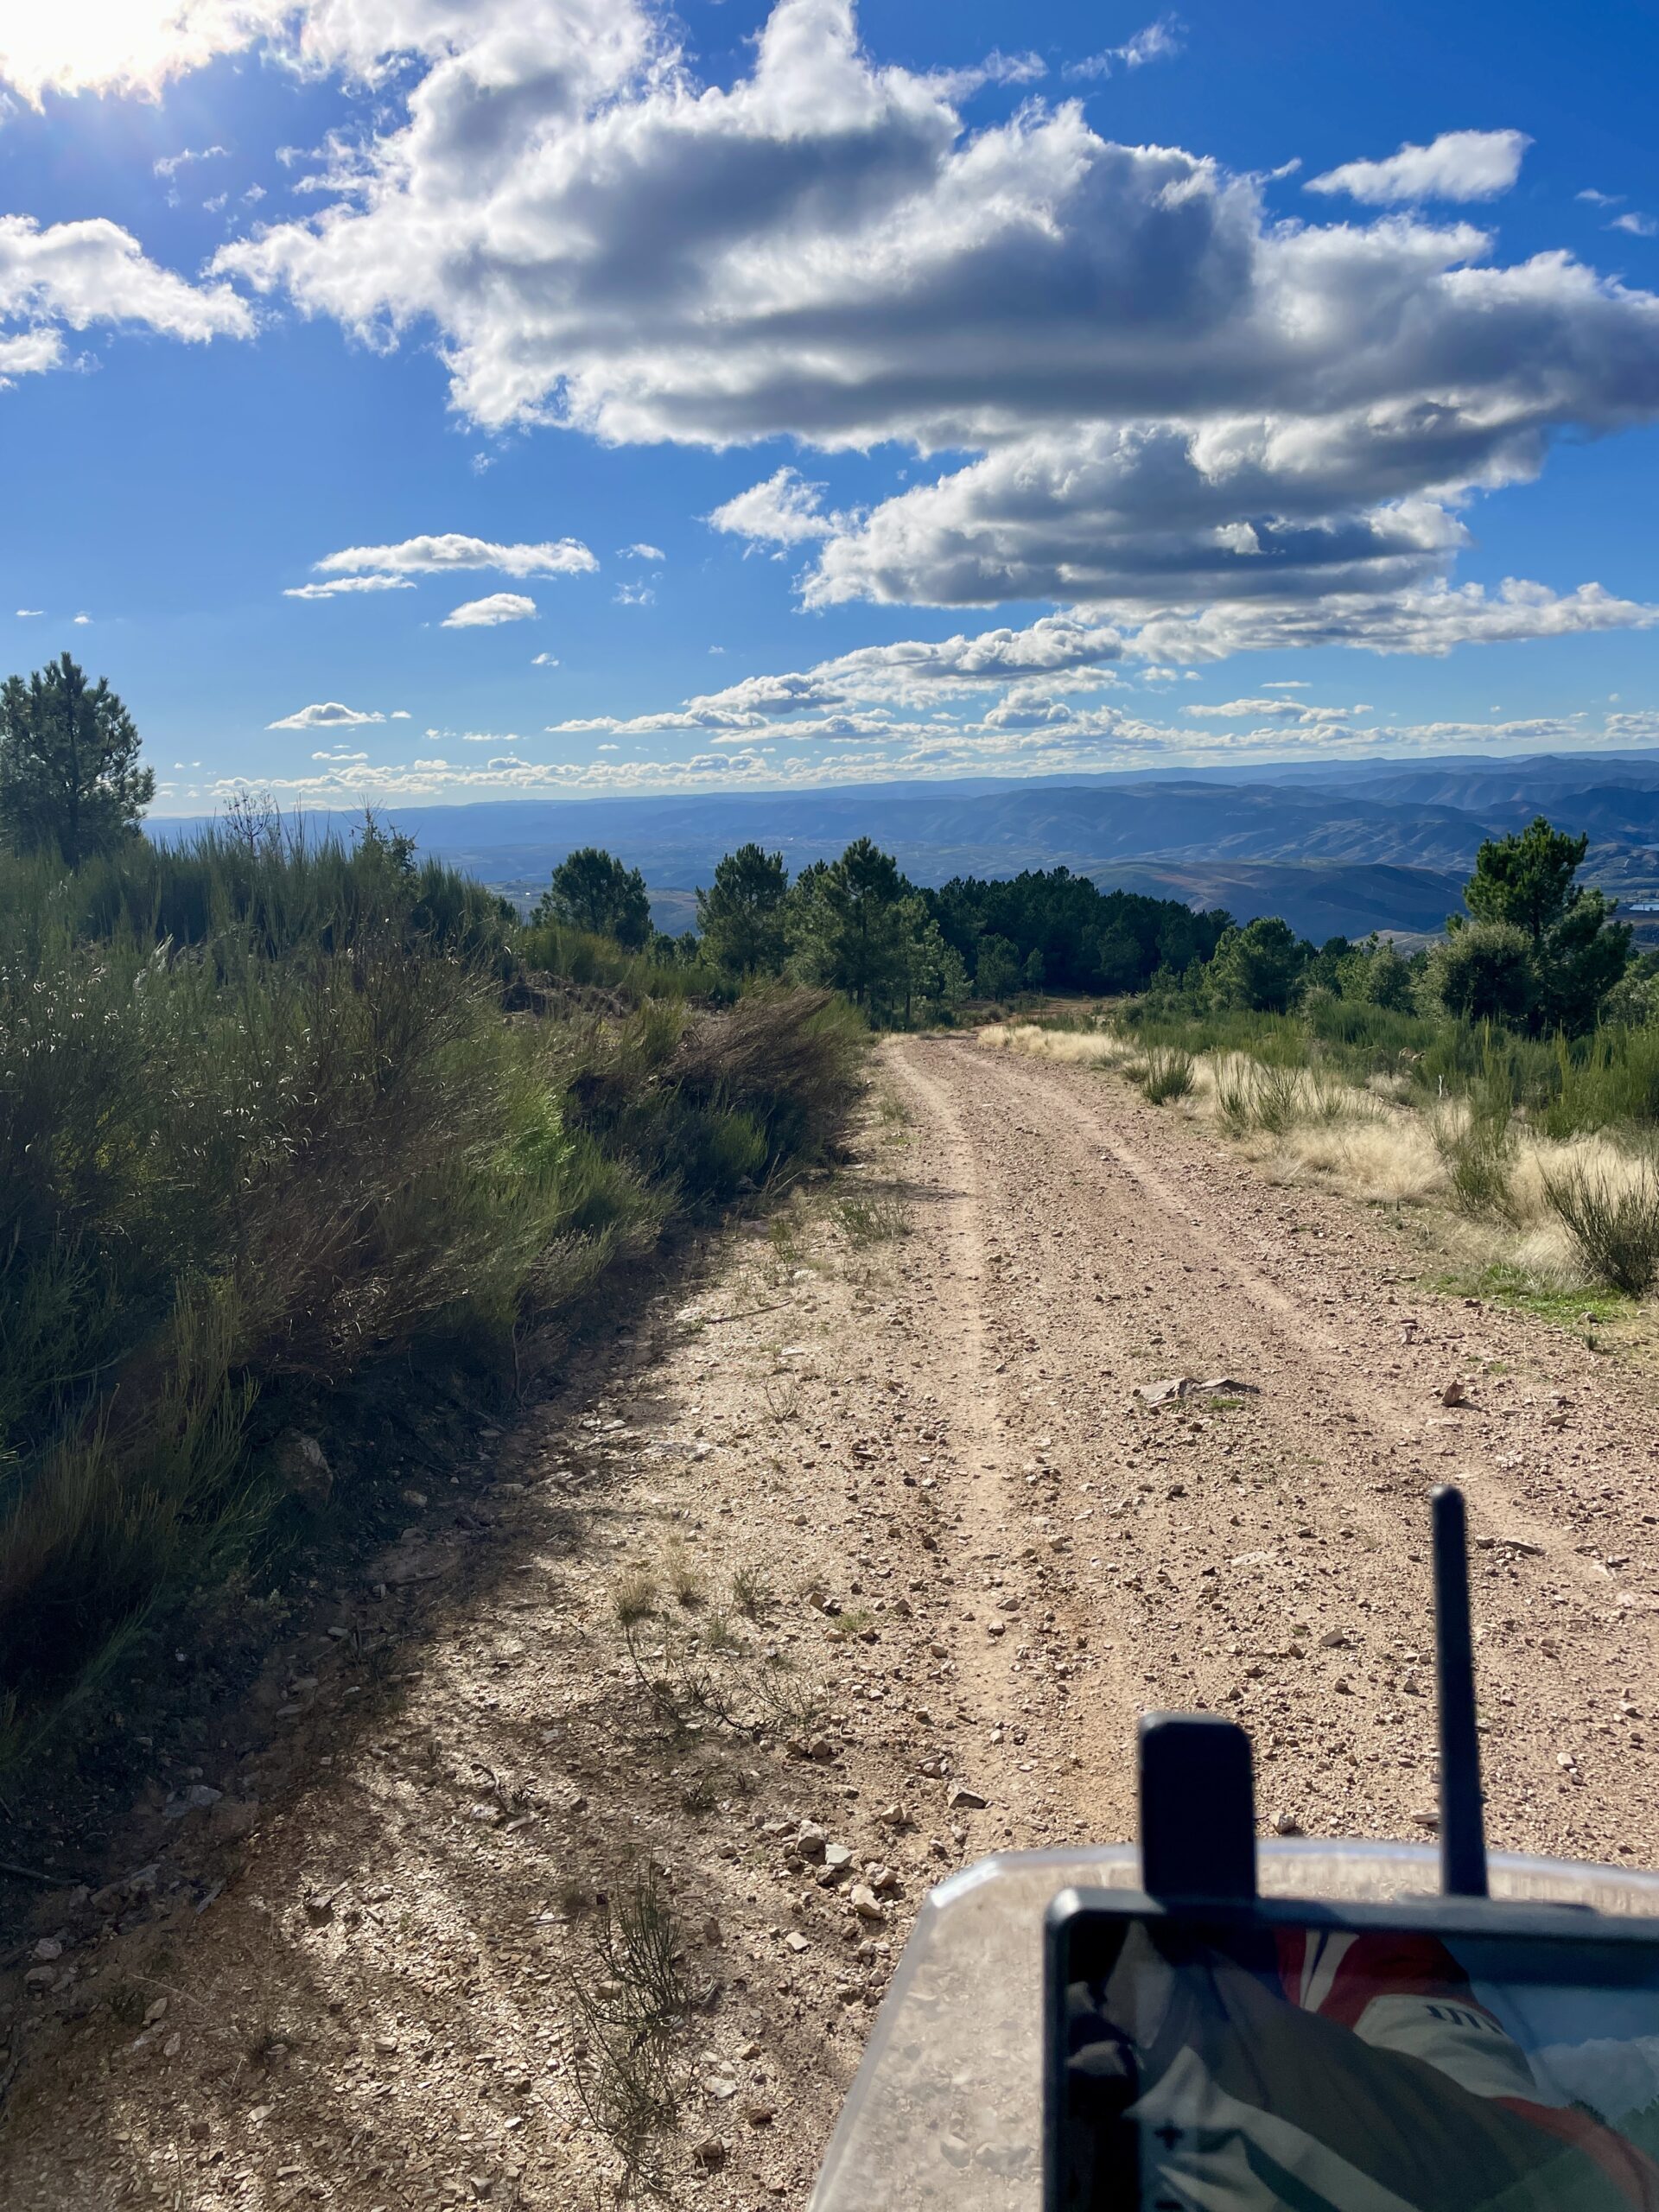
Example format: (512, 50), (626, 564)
(0, 651), (1643, 1038)
(531, 820), (1640, 1037)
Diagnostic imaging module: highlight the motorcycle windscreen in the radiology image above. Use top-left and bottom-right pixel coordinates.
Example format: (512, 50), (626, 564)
(1054, 1914), (1659, 2212)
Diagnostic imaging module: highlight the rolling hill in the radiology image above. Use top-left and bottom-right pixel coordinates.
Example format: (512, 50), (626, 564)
(154, 750), (1659, 943)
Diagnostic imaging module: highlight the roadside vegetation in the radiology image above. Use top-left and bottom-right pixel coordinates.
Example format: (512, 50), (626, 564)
(0, 657), (861, 1768)
(982, 820), (1659, 1309)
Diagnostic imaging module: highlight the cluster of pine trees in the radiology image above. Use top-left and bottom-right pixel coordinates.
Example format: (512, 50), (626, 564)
(534, 842), (1228, 1023)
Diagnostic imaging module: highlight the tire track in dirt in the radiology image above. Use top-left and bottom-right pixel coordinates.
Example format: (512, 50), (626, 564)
(884, 1041), (1072, 1835)
(973, 1038), (1659, 1622)
(888, 1032), (1659, 1864)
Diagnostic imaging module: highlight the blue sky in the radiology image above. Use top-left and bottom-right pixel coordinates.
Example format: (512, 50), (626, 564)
(3, 0), (1658, 813)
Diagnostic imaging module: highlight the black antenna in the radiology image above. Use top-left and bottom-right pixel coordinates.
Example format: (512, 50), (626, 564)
(1431, 1484), (1488, 1897)
(1139, 1713), (1256, 1903)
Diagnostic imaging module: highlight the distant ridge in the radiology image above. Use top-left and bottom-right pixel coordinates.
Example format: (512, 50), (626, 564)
(151, 749), (1659, 942)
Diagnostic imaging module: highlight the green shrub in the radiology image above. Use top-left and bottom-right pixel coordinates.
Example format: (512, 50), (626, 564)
(1543, 1159), (1659, 1296)
(1543, 1027), (1659, 1138)
(1140, 1046), (1195, 1103)
(0, 830), (860, 1766)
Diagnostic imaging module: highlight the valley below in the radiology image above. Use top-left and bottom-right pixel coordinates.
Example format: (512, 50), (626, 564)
(7, 1039), (1659, 2209)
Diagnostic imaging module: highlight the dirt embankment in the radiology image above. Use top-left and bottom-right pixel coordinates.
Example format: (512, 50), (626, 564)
(5, 1034), (1659, 2209)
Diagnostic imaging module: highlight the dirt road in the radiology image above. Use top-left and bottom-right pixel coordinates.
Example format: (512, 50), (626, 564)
(6, 1034), (1659, 2208)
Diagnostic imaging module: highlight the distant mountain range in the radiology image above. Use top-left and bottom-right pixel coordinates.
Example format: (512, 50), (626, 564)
(155, 750), (1659, 944)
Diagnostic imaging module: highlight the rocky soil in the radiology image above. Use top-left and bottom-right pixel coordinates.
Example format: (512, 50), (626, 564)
(4, 1033), (1659, 2208)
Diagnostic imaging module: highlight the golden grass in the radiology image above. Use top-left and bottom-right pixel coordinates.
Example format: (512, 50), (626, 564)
(977, 1020), (1659, 1296)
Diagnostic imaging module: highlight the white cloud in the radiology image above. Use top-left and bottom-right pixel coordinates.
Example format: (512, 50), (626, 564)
(73, 612), (91, 624)
(708, 467), (836, 547)
(1184, 696), (1370, 723)
(1120, 577), (1659, 661)
(1611, 213), (1658, 238)
(1065, 14), (1185, 81)
(14, 607), (41, 617)
(204, 5), (1659, 650)
(283, 574), (416, 599)
(613, 581), (655, 606)
(619, 541), (664, 560)
(154, 145), (228, 179)
(0, 6), (282, 103)
(546, 578), (1659, 752)
(315, 532), (596, 581)
(267, 699), (388, 730)
(390, 709), (411, 717)
(21, 3), (1659, 677)
(0, 213), (252, 385)
(1306, 129), (1529, 206)
(168, 685), (1659, 811)
(0, 329), (63, 382)
(441, 591), (537, 627)
(1580, 189), (1624, 209)
(531, 650), (559, 664)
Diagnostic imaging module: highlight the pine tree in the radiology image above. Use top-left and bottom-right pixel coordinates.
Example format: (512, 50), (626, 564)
(533, 846), (652, 947)
(0, 652), (154, 866)
(696, 843), (789, 974)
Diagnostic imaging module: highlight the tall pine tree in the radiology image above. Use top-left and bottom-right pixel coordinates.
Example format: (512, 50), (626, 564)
(0, 652), (154, 866)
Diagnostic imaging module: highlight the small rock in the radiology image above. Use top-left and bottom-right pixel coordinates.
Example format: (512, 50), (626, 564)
(30, 1938), (62, 1963)
(162, 1783), (223, 1821)
(1411, 1808), (1440, 1830)
(796, 1822), (828, 1860)
(1319, 1630), (1351, 1649)
(850, 1885), (884, 1921)
(940, 2137), (972, 2170)
(823, 1843), (854, 1871)
(1274, 1814), (1304, 1838)
(745, 2103), (776, 2126)
(400, 1487), (429, 1510)
(692, 2139), (726, 2171)
(274, 1431), (332, 1507)
(144, 1998), (168, 2025)
(946, 1783), (987, 1810)
(785, 1932), (810, 1954)
(706, 2077), (738, 2101)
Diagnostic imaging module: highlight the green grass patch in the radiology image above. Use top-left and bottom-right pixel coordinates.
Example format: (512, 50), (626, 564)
(1427, 1266), (1633, 1332)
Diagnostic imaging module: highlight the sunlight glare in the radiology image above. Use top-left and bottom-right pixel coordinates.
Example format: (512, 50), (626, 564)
(0, 1), (278, 104)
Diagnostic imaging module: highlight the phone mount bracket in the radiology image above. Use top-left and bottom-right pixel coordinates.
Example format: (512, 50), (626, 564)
(1138, 1711), (1257, 1903)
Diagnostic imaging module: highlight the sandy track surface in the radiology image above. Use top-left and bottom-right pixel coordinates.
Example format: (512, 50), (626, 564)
(5, 1033), (1659, 2208)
